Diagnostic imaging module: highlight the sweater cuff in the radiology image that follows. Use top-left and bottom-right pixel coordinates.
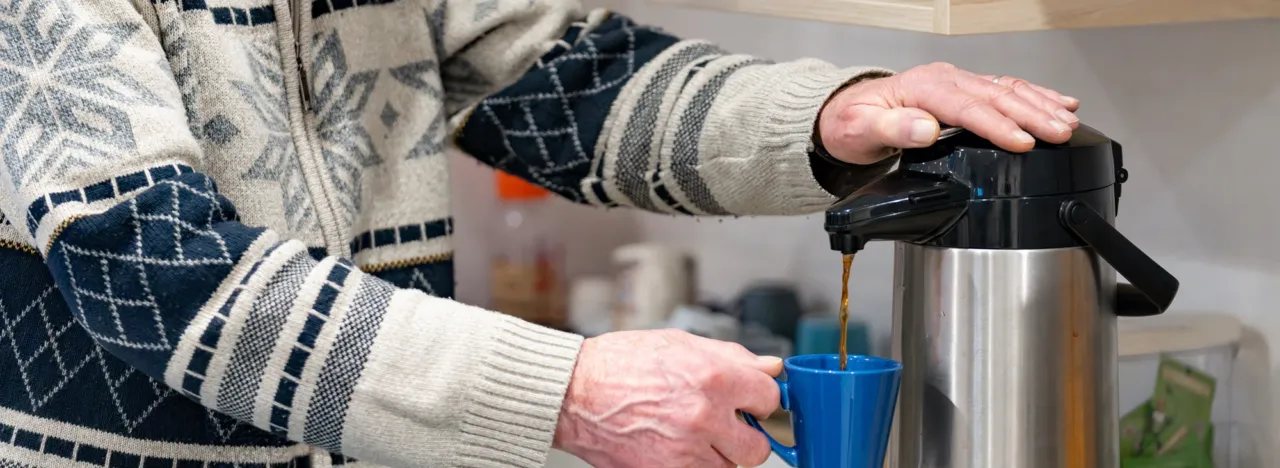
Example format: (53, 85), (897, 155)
(763, 65), (896, 209)
(339, 291), (582, 468)
(458, 315), (584, 467)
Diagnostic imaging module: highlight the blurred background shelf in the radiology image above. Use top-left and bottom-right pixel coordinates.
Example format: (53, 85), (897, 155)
(757, 414), (795, 446)
(645, 0), (1280, 34)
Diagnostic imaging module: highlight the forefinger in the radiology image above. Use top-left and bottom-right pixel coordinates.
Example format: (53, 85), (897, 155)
(697, 337), (784, 377)
(974, 74), (1080, 111)
(955, 75), (1072, 144)
(712, 413), (773, 467)
(717, 361), (782, 419)
(911, 83), (1035, 153)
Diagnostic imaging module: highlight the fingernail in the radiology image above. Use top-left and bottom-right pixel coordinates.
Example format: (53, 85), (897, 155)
(1063, 95), (1080, 105)
(1055, 109), (1079, 124)
(1014, 130), (1035, 145)
(1049, 119), (1072, 134)
(909, 119), (937, 144)
(757, 356), (783, 364)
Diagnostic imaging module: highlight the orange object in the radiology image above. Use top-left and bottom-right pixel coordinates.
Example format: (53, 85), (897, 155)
(495, 171), (549, 200)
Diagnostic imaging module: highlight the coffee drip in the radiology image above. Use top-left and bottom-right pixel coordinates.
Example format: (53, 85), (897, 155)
(837, 254), (854, 371)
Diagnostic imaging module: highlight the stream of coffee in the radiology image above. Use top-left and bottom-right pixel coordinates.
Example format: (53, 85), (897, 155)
(838, 253), (854, 371)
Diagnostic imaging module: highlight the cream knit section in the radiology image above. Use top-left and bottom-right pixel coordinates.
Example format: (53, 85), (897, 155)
(340, 292), (581, 468)
(593, 41), (895, 216)
(694, 60), (895, 215)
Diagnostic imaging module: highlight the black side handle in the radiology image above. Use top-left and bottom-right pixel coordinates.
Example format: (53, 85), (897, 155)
(1059, 199), (1179, 316)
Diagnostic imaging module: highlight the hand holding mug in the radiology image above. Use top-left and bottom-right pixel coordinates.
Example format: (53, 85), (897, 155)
(743, 355), (902, 468)
(554, 330), (783, 468)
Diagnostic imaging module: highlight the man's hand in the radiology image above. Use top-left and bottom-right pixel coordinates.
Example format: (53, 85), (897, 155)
(554, 330), (784, 468)
(820, 62), (1082, 165)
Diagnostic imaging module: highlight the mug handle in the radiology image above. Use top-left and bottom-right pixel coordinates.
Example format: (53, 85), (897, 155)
(741, 379), (799, 467)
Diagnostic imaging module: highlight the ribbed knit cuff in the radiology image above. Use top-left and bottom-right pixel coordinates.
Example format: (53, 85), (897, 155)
(758, 64), (896, 212)
(457, 316), (584, 467)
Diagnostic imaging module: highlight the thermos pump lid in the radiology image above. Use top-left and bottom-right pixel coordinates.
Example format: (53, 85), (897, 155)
(824, 124), (1127, 252)
(823, 124), (1179, 316)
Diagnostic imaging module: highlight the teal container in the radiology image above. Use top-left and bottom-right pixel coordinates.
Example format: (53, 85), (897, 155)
(796, 316), (870, 356)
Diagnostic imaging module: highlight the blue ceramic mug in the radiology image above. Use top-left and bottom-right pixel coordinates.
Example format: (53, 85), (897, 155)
(743, 354), (902, 468)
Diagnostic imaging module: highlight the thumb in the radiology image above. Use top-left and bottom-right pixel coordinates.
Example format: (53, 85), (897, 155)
(749, 355), (784, 378)
(823, 106), (940, 164)
(700, 339), (785, 377)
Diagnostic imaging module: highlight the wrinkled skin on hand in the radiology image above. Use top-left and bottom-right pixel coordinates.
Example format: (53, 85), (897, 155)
(553, 330), (784, 468)
(820, 62), (1082, 165)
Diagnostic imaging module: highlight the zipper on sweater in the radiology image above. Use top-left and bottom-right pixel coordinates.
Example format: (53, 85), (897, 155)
(280, 0), (346, 255)
(283, 0), (355, 256)
(291, 0), (312, 111)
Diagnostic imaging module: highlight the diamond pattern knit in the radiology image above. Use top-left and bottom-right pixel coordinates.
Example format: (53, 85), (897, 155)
(0, 0), (893, 467)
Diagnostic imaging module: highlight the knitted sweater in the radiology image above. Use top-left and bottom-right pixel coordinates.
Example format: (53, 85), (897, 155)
(0, 1), (892, 467)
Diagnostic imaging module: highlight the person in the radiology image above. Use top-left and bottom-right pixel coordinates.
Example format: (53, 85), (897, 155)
(0, 1), (1079, 467)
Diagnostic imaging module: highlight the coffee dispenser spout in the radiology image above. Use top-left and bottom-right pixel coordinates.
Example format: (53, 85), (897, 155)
(823, 172), (969, 255)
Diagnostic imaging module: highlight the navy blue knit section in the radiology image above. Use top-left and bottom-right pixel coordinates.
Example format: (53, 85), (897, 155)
(44, 171), (265, 383)
(454, 14), (679, 203)
(25, 164), (196, 238)
(312, 0), (402, 18)
(152, 0), (278, 26)
(266, 261), (357, 435)
(347, 218), (452, 256)
(0, 446), (309, 468)
(307, 246), (329, 260)
(368, 259), (454, 298)
(0, 438), (308, 468)
(209, 5), (277, 26)
(329, 453), (357, 465)
(0, 247), (289, 448)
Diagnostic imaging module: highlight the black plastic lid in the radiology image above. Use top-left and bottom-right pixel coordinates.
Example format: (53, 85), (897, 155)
(822, 124), (1180, 317)
(896, 124), (1119, 199)
(823, 124), (1127, 252)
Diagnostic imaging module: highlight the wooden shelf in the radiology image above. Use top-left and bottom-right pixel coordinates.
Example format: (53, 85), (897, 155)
(647, 0), (1280, 35)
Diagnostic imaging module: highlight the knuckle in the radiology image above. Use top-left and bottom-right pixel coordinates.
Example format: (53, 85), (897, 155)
(686, 398), (712, 419)
(1005, 77), (1031, 90)
(684, 404), (714, 430)
(700, 374), (727, 395)
(690, 415), (713, 434)
(927, 61), (958, 72)
(725, 342), (751, 356)
(833, 110), (872, 141)
(834, 103), (861, 126)
(698, 363), (728, 387)
(992, 87), (1019, 101)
